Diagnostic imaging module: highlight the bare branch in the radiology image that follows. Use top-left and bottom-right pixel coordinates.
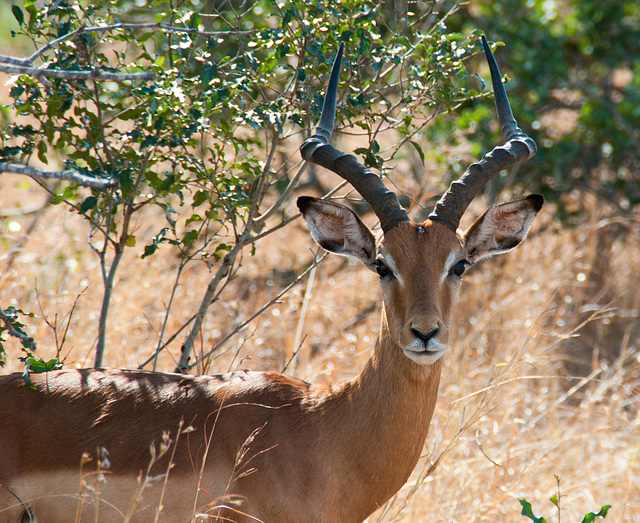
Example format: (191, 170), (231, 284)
(0, 162), (117, 189)
(94, 162), (148, 368)
(254, 160), (307, 226)
(250, 177), (353, 243)
(0, 63), (154, 82)
(0, 21), (254, 84)
(187, 252), (328, 371)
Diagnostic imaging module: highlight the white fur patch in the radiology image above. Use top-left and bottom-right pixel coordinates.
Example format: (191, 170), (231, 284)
(465, 199), (537, 263)
(403, 338), (448, 365)
(441, 252), (460, 283)
(382, 252), (403, 285)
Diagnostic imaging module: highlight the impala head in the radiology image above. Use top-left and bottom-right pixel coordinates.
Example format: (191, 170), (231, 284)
(299, 38), (543, 366)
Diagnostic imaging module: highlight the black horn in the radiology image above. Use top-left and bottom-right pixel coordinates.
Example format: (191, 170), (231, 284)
(429, 35), (537, 230)
(300, 42), (410, 232)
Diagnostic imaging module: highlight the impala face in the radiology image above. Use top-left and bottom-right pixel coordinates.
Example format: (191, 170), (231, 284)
(298, 193), (543, 368)
(376, 221), (463, 365)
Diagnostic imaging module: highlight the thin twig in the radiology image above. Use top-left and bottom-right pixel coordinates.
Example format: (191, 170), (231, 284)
(282, 334), (307, 374)
(253, 160), (307, 226)
(174, 133), (279, 372)
(188, 252), (327, 371)
(152, 263), (186, 371)
(289, 263), (317, 373)
(94, 157), (149, 368)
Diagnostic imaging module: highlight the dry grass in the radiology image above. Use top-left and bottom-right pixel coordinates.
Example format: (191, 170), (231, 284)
(1, 173), (639, 522)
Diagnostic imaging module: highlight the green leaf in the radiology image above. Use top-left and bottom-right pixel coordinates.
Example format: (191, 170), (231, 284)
(182, 229), (199, 247)
(213, 242), (231, 261)
(518, 498), (547, 523)
(581, 505), (612, 523)
(118, 169), (133, 197)
(11, 3), (24, 26)
(201, 63), (217, 85)
(24, 0), (37, 29)
(21, 367), (34, 388)
(410, 141), (425, 165)
(0, 146), (23, 158)
(25, 357), (61, 373)
(80, 195), (99, 214)
(549, 494), (559, 508)
(21, 358), (61, 388)
(9, 84), (24, 98)
(192, 190), (208, 208)
(185, 214), (202, 226)
(142, 243), (158, 259)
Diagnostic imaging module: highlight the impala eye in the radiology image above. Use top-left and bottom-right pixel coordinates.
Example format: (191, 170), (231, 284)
(451, 260), (469, 278)
(375, 258), (392, 278)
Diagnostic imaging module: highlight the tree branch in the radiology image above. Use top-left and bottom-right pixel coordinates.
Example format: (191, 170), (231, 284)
(0, 307), (36, 350)
(187, 252), (328, 372)
(0, 63), (154, 82)
(174, 134), (279, 373)
(0, 21), (256, 84)
(0, 162), (117, 189)
(0, 21), (256, 69)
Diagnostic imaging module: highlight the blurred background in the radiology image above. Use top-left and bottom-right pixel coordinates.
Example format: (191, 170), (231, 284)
(0, 0), (638, 520)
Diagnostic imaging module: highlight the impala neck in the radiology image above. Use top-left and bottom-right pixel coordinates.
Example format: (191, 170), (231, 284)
(320, 305), (443, 517)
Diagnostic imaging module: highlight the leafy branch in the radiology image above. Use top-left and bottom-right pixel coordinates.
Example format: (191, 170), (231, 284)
(2, 0), (489, 371)
(519, 481), (611, 523)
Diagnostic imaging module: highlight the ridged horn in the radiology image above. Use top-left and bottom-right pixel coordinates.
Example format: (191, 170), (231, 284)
(300, 42), (409, 232)
(429, 35), (537, 230)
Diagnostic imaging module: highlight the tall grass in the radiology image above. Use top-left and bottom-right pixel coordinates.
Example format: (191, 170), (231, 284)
(1, 174), (638, 521)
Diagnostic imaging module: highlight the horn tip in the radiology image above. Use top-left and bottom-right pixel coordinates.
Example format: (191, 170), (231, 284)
(335, 41), (345, 65)
(481, 34), (490, 51)
(481, 34), (494, 61)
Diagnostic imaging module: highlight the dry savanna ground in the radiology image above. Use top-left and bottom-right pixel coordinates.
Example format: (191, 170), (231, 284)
(1, 166), (639, 522)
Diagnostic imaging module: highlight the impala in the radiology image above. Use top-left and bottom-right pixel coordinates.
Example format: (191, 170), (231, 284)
(0, 37), (542, 523)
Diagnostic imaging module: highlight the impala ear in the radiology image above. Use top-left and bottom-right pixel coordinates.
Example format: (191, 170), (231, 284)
(297, 196), (376, 269)
(463, 194), (543, 264)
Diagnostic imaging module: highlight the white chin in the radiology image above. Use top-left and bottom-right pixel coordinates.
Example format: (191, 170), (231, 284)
(403, 346), (447, 365)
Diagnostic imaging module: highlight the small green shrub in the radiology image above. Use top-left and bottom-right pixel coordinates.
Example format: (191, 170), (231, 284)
(519, 477), (611, 523)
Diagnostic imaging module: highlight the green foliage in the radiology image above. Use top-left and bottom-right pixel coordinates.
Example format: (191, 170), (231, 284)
(21, 357), (62, 388)
(519, 476), (611, 522)
(519, 497), (611, 522)
(0, 307), (59, 385)
(519, 498), (547, 523)
(0, 307), (35, 367)
(6, 0), (634, 368)
(2, 0), (488, 367)
(1, 0), (478, 252)
(447, 0), (640, 219)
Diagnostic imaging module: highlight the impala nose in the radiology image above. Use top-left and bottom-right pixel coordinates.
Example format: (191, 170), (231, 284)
(410, 325), (439, 344)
